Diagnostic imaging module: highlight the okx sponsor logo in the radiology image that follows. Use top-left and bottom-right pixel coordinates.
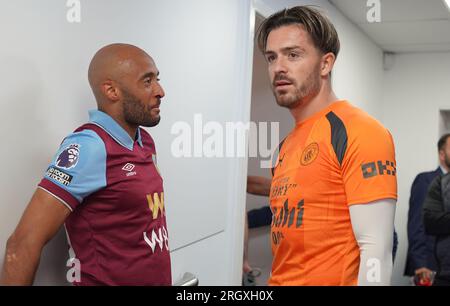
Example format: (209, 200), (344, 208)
(362, 160), (396, 179)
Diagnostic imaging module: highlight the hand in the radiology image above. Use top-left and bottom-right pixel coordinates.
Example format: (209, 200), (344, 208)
(414, 268), (434, 286)
(247, 176), (271, 196)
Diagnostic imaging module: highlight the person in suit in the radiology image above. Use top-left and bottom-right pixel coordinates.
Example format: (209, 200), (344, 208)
(405, 133), (450, 284)
(423, 172), (450, 286)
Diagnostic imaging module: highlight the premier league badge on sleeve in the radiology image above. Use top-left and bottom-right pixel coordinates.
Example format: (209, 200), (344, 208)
(56, 144), (81, 170)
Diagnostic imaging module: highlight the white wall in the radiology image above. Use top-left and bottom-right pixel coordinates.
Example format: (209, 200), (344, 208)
(246, 0), (385, 285)
(0, 0), (254, 285)
(381, 52), (450, 286)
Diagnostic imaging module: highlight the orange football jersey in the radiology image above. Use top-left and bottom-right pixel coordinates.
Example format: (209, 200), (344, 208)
(269, 100), (397, 286)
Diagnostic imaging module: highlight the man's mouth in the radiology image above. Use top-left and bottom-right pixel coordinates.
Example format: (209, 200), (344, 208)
(275, 80), (293, 89)
(149, 103), (161, 114)
(152, 101), (161, 110)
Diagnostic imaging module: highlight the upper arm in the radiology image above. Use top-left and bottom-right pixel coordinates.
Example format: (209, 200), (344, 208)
(9, 188), (71, 249)
(340, 116), (397, 206)
(407, 174), (428, 238)
(38, 129), (107, 211)
(10, 129), (107, 248)
(410, 175), (427, 206)
(349, 199), (396, 245)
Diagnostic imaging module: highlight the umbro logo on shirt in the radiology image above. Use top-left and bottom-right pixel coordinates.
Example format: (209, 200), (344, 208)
(122, 163), (137, 177)
(122, 163), (135, 171)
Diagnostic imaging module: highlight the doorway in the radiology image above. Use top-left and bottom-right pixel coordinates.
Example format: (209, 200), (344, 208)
(244, 12), (294, 286)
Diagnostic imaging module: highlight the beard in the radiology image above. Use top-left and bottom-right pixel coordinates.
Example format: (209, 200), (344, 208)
(272, 63), (321, 109)
(122, 89), (161, 127)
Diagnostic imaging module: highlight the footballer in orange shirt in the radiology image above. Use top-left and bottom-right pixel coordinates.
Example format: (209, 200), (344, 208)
(257, 6), (397, 286)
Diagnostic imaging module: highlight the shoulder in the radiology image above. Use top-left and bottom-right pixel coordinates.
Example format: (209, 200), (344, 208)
(60, 128), (106, 155)
(414, 170), (441, 185)
(325, 102), (394, 166)
(330, 102), (391, 141)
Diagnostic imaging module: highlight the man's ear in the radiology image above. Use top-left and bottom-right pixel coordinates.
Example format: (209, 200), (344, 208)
(101, 80), (120, 102)
(321, 52), (336, 77)
(439, 150), (445, 162)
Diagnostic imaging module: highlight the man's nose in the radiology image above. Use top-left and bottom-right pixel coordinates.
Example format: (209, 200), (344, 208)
(273, 56), (288, 75)
(154, 81), (165, 99)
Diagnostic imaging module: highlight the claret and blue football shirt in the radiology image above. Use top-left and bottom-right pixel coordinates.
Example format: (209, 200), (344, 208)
(38, 110), (171, 286)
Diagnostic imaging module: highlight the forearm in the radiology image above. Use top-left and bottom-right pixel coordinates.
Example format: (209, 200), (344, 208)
(407, 222), (428, 267)
(350, 199), (396, 286)
(247, 176), (271, 196)
(1, 237), (42, 285)
(357, 235), (393, 286)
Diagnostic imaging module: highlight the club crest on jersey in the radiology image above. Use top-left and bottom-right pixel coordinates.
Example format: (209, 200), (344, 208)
(56, 144), (80, 170)
(300, 143), (319, 166)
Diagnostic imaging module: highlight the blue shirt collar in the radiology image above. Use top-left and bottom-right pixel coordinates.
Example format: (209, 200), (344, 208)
(88, 110), (143, 150)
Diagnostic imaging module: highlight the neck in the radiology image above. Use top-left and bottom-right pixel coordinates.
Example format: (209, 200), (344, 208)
(118, 118), (138, 140)
(123, 123), (139, 140)
(289, 81), (338, 124)
(100, 107), (138, 140)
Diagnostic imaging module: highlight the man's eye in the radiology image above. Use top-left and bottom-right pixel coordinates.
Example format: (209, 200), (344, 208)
(145, 78), (160, 84)
(289, 53), (299, 59)
(267, 56), (275, 63)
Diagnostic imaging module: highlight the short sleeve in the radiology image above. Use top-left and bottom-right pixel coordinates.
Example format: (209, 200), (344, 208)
(341, 118), (398, 206)
(38, 129), (107, 211)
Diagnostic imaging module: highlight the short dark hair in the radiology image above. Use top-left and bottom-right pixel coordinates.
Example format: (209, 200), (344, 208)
(438, 133), (450, 151)
(257, 6), (340, 58)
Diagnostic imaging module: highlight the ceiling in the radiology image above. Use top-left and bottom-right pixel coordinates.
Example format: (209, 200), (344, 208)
(329, 0), (450, 53)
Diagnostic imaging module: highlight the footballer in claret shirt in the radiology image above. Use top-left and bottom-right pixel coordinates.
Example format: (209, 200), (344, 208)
(1, 44), (171, 286)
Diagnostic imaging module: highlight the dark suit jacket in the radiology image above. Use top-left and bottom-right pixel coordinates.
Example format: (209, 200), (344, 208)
(423, 173), (450, 280)
(404, 168), (442, 276)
